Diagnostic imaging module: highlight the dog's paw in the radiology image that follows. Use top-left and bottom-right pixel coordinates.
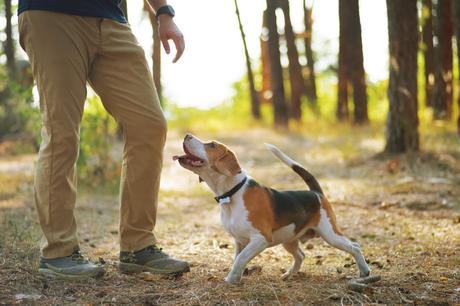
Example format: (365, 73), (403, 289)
(359, 267), (371, 278)
(281, 272), (293, 281)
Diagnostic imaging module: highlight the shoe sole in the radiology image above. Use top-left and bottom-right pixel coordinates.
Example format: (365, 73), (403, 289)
(39, 268), (105, 280)
(118, 262), (190, 274)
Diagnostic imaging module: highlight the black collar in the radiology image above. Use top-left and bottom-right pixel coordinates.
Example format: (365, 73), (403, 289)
(214, 176), (248, 204)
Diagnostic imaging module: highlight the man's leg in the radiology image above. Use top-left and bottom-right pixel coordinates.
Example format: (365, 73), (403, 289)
(19, 11), (103, 278)
(88, 20), (188, 273)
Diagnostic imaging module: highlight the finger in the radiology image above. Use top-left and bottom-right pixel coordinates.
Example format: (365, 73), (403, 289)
(172, 36), (185, 63)
(161, 36), (170, 54)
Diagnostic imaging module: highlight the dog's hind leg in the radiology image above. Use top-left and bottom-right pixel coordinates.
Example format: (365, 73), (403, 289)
(315, 209), (370, 277)
(281, 239), (305, 280)
(225, 235), (268, 283)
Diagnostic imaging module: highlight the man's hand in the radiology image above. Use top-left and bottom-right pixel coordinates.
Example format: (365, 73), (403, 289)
(158, 15), (185, 63)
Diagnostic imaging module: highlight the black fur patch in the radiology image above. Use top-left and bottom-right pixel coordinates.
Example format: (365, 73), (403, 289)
(268, 188), (321, 232)
(246, 178), (259, 188)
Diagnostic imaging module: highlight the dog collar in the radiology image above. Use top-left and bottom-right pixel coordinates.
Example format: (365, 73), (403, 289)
(214, 176), (247, 205)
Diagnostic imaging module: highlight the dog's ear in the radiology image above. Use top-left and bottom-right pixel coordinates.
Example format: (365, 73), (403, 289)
(213, 151), (241, 177)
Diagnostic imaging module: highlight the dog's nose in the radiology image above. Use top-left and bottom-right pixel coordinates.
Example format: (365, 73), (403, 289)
(184, 134), (192, 141)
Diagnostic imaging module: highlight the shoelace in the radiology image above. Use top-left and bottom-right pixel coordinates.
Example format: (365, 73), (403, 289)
(70, 251), (88, 264)
(146, 245), (163, 254)
(122, 245), (165, 263)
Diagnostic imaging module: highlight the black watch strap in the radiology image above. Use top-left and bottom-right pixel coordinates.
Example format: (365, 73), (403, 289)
(156, 5), (175, 19)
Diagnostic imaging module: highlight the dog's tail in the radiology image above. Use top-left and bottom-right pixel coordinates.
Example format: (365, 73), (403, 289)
(265, 143), (324, 195)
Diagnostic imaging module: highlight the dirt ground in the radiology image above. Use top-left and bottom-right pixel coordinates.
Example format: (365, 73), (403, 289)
(1, 126), (459, 305)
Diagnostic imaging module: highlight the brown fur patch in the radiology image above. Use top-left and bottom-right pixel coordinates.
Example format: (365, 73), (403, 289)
(320, 196), (342, 235)
(243, 187), (275, 242)
(302, 209), (321, 230)
(204, 141), (241, 176)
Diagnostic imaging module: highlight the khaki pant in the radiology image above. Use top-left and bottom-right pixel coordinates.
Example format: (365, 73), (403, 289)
(19, 11), (167, 259)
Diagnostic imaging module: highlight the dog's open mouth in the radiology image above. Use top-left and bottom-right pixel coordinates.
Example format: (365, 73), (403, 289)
(173, 144), (205, 167)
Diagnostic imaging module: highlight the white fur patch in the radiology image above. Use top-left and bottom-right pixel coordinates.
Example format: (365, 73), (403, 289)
(272, 223), (297, 244)
(185, 136), (209, 162)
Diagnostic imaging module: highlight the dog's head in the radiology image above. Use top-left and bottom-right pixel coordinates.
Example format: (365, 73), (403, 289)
(173, 134), (241, 180)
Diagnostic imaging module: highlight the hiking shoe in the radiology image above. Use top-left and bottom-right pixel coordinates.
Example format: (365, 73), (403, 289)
(39, 250), (105, 280)
(119, 245), (190, 274)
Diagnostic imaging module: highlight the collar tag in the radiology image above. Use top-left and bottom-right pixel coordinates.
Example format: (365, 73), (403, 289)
(218, 197), (231, 205)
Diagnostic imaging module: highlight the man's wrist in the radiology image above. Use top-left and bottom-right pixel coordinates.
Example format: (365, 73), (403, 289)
(158, 14), (173, 23)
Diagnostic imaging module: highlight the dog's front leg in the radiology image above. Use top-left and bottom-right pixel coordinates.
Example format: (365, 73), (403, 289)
(225, 235), (268, 283)
(233, 239), (244, 263)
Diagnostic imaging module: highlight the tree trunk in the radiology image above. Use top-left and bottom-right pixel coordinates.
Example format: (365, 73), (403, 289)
(281, 0), (304, 121)
(4, 0), (16, 78)
(433, 0), (453, 120)
(385, 0), (419, 153)
(150, 13), (162, 104)
(303, 0), (317, 104)
(234, 0), (261, 119)
(452, 0), (460, 135)
(422, 0), (435, 107)
(144, 1), (162, 105)
(261, 10), (272, 103)
(265, 3), (288, 128)
(337, 0), (350, 121)
(348, 0), (368, 124)
(337, 0), (368, 124)
(337, 40), (349, 121)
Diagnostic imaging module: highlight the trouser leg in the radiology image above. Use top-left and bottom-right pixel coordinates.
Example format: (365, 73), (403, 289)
(19, 11), (98, 258)
(88, 20), (167, 252)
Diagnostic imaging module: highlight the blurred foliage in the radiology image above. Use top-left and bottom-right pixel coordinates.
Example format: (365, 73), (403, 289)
(167, 70), (392, 133)
(77, 96), (120, 191)
(0, 65), (37, 141)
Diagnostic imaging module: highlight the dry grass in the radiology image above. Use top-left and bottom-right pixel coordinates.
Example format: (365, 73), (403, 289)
(1, 126), (460, 305)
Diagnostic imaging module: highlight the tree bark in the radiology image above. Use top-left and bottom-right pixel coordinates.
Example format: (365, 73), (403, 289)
(4, 0), (16, 78)
(261, 10), (272, 103)
(150, 13), (162, 104)
(348, 0), (368, 124)
(281, 0), (304, 120)
(265, 3), (288, 128)
(433, 0), (453, 120)
(337, 0), (368, 124)
(337, 38), (349, 121)
(234, 0), (261, 119)
(385, 0), (419, 153)
(422, 0), (435, 107)
(452, 0), (460, 135)
(337, 0), (349, 120)
(303, 0), (317, 104)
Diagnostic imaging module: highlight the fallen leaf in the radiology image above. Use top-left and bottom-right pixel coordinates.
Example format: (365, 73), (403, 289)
(143, 273), (157, 282)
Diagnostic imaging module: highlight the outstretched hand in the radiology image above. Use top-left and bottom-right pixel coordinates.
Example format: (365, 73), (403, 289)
(158, 16), (185, 63)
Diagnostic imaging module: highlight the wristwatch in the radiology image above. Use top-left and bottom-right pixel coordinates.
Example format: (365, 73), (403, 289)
(156, 5), (175, 19)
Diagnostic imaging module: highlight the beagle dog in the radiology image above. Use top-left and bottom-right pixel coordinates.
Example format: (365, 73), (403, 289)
(173, 134), (370, 283)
